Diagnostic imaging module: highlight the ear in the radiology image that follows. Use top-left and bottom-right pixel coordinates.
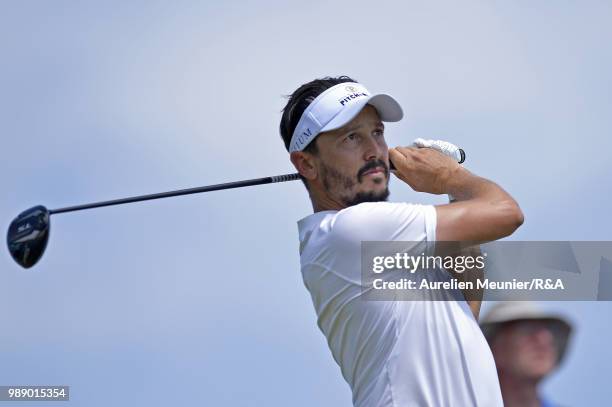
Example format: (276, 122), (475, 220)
(290, 151), (317, 181)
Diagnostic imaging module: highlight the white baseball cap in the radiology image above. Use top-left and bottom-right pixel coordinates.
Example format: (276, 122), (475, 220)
(289, 82), (403, 153)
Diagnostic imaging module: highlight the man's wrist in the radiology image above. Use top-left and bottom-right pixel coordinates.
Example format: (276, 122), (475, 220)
(442, 165), (469, 197)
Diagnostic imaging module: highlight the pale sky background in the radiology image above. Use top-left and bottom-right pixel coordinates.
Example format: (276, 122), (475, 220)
(1, 1), (611, 406)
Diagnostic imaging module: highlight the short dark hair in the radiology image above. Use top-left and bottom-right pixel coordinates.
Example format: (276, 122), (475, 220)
(279, 75), (358, 189)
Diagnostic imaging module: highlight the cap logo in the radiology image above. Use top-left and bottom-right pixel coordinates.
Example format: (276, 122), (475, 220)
(339, 91), (368, 106)
(295, 128), (311, 149)
(345, 85), (358, 92)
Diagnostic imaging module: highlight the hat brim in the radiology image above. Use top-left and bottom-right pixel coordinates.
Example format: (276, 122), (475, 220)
(481, 316), (573, 365)
(320, 94), (403, 134)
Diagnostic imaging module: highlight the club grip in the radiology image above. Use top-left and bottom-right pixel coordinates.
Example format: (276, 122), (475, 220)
(389, 148), (465, 170)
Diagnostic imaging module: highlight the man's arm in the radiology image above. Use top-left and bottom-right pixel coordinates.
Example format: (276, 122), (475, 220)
(441, 243), (484, 320)
(436, 169), (521, 319)
(389, 146), (524, 243)
(389, 146), (523, 318)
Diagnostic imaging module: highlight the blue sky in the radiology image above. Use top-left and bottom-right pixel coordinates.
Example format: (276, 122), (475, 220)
(1, 1), (611, 405)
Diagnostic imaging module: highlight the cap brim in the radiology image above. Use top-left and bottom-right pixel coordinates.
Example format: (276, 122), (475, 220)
(320, 93), (403, 133)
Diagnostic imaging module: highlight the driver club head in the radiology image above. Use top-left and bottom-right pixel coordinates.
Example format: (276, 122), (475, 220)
(7, 205), (50, 269)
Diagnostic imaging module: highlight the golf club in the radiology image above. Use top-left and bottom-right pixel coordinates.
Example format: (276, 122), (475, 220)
(6, 173), (299, 269)
(7, 149), (465, 269)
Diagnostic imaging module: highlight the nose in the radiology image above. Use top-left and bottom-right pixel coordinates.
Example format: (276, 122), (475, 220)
(529, 325), (555, 348)
(362, 134), (386, 162)
(528, 325), (555, 347)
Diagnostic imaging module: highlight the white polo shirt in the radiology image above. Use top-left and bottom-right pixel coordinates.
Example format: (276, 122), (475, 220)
(297, 202), (503, 407)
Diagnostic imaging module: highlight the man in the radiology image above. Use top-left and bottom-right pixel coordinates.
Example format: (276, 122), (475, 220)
(280, 76), (524, 406)
(480, 302), (573, 407)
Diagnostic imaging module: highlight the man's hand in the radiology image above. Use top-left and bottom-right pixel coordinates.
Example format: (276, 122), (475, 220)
(389, 146), (461, 194)
(390, 140), (523, 244)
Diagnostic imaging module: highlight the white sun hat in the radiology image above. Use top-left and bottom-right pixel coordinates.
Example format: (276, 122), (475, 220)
(480, 301), (573, 364)
(289, 82), (403, 153)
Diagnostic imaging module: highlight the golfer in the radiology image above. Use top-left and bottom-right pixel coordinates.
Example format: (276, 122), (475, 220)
(280, 76), (524, 406)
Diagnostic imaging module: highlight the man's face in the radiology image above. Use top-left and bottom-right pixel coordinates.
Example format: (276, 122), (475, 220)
(491, 320), (560, 381)
(312, 105), (390, 207)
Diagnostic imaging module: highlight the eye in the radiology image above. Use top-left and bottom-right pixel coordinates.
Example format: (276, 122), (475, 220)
(344, 133), (358, 142)
(374, 128), (384, 137)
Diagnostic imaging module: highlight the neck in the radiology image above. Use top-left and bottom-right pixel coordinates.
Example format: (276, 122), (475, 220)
(498, 371), (542, 407)
(310, 189), (345, 213)
(312, 198), (343, 213)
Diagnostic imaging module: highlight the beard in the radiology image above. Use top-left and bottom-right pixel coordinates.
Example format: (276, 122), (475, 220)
(320, 159), (390, 207)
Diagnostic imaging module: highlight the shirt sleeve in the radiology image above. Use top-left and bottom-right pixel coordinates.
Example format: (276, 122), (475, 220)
(330, 202), (437, 252)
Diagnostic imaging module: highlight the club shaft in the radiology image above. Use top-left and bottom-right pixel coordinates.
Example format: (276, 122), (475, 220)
(47, 147), (465, 215)
(49, 173), (301, 215)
